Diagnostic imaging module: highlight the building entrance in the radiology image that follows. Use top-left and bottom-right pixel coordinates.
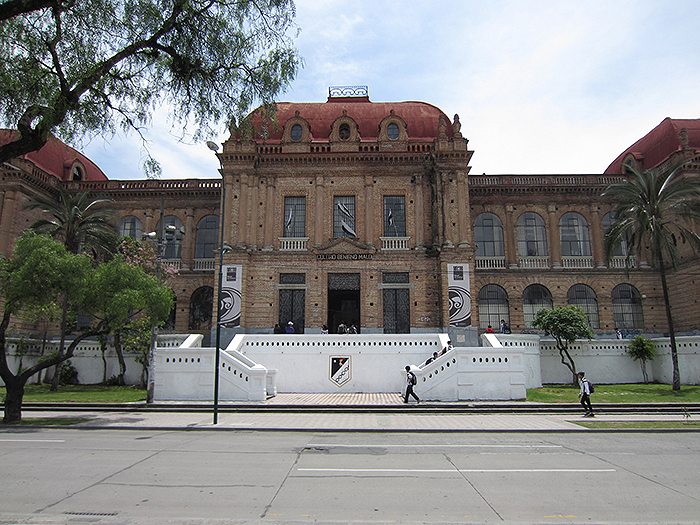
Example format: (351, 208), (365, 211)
(328, 273), (360, 334)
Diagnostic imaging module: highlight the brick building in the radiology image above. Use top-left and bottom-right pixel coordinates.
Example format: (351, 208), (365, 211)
(2, 91), (700, 343)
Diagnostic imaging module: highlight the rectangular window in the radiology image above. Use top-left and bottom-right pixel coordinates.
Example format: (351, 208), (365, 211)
(334, 196), (356, 238)
(383, 195), (406, 237)
(283, 196), (306, 237)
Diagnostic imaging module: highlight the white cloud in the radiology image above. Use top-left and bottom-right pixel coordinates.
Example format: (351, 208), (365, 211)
(79, 0), (700, 179)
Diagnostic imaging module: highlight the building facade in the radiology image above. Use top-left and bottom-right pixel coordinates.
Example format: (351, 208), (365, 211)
(2, 92), (700, 344)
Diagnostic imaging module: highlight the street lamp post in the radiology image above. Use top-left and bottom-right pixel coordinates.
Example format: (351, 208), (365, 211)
(213, 189), (230, 424)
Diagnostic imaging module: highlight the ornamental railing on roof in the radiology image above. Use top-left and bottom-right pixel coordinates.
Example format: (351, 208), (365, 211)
(329, 85), (369, 98)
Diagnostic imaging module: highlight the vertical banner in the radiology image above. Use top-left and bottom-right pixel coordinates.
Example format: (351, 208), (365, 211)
(448, 263), (471, 327)
(220, 264), (242, 327)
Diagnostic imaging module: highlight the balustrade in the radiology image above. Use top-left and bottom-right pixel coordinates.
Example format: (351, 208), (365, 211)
(380, 236), (410, 250)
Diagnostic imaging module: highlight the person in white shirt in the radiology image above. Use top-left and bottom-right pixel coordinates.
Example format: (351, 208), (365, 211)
(404, 366), (420, 404)
(578, 371), (594, 417)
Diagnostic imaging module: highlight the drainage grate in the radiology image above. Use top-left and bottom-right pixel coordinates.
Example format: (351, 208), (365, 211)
(63, 512), (118, 517)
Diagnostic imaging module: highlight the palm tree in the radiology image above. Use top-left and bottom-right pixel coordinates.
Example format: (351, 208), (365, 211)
(25, 185), (116, 389)
(25, 185), (115, 255)
(602, 161), (700, 390)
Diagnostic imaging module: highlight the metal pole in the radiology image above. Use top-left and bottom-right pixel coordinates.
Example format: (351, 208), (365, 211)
(147, 193), (165, 404)
(213, 186), (226, 424)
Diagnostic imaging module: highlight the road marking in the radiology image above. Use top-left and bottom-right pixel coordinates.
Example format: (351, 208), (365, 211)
(0, 439), (65, 443)
(309, 444), (563, 448)
(298, 468), (615, 473)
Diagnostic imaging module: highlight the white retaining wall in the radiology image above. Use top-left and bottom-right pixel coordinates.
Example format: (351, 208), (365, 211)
(537, 336), (700, 385)
(0, 338), (144, 386)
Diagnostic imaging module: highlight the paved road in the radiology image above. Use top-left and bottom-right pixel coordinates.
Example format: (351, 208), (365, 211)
(1, 428), (699, 524)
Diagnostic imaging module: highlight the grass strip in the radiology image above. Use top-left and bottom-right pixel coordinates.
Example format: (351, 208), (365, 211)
(3, 384), (147, 404)
(571, 420), (699, 429)
(13, 417), (93, 426)
(527, 384), (700, 404)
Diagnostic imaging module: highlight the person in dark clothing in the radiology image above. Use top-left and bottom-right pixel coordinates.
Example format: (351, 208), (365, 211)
(404, 365), (420, 404)
(578, 371), (594, 417)
(273, 323), (284, 334)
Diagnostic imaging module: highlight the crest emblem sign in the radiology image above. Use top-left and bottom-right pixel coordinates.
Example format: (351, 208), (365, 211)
(330, 356), (352, 387)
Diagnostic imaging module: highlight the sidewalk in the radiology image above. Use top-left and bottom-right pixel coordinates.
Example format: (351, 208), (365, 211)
(17, 393), (700, 432)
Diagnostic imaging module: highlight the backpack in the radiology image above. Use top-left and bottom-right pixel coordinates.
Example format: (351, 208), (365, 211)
(410, 372), (417, 385)
(583, 378), (594, 394)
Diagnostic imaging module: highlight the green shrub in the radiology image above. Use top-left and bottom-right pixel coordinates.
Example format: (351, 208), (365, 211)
(59, 360), (79, 385)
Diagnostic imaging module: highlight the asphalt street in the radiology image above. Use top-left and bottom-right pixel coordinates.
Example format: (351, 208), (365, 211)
(1, 428), (699, 525)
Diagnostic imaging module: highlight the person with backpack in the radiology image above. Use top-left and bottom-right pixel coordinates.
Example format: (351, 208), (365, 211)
(404, 365), (420, 404)
(577, 371), (594, 417)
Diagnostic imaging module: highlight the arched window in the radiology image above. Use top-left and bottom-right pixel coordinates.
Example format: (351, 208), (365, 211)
(567, 284), (599, 328)
(517, 212), (548, 257)
(523, 284), (553, 328)
(560, 212), (591, 257)
(155, 216), (184, 259)
(116, 215), (142, 239)
(478, 284), (509, 330)
(474, 213), (505, 257)
(189, 286), (213, 330)
(612, 284), (644, 329)
(195, 215), (218, 259)
(387, 122), (399, 140)
(601, 212), (630, 257)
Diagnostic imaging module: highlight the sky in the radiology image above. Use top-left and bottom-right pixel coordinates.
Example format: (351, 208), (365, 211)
(82, 0), (700, 180)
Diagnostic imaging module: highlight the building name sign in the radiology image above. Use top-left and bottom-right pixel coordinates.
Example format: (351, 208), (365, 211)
(317, 253), (373, 261)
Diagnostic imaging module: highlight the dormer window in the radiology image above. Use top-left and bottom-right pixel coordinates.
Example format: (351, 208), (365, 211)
(290, 124), (303, 142)
(339, 123), (351, 141)
(387, 123), (399, 140)
(70, 162), (85, 181)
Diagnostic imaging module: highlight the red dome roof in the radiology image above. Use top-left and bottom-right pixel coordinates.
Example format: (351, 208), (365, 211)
(605, 118), (700, 174)
(1, 130), (108, 181)
(246, 98), (454, 143)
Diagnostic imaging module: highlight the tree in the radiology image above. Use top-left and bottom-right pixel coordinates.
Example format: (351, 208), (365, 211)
(86, 254), (175, 387)
(0, 233), (174, 423)
(532, 306), (595, 385)
(627, 335), (656, 384)
(0, 232), (94, 423)
(0, 0), (300, 170)
(602, 162), (700, 391)
(25, 186), (116, 255)
(25, 186), (117, 389)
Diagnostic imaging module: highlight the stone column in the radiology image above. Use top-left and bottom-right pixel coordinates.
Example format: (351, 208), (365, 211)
(547, 204), (561, 268)
(315, 175), (324, 247)
(237, 173), (248, 248)
(456, 171), (469, 247)
(365, 175), (374, 247)
(589, 204), (605, 268)
(414, 174), (425, 249)
(223, 175), (233, 245)
(263, 176), (276, 251)
(143, 209), (156, 237)
(0, 189), (17, 255)
(442, 172), (454, 248)
(182, 207), (195, 270)
(249, 176), (259, 250)
(505, 204), (517, 269)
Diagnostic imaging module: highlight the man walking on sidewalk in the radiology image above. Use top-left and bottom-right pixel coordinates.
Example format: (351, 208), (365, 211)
(404, 365), (420, 404)
(578, 371), (594, 417)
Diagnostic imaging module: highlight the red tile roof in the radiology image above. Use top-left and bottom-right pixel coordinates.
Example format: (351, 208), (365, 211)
(0, 130), (108, 181)
(245, 98), (454, 142)
(605, 118), (700, 174)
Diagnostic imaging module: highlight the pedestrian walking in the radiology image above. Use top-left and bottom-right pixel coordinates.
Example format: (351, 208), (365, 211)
(578, 371), (594, 417)
(404, 365), (420, 404)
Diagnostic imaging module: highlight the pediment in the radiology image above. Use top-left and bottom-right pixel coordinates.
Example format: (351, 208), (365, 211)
(315, 237), (375, 254)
